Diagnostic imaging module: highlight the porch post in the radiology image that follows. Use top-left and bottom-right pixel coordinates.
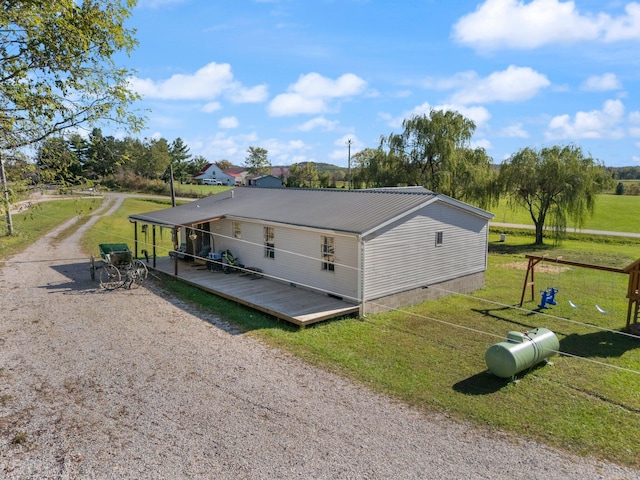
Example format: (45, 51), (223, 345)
(174, 226), (179, 276)
(133, 221), (138, 258)
(152, 225), (157, 268)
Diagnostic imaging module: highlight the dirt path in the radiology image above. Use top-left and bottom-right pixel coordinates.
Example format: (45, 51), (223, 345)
(0, 195), (636, 479)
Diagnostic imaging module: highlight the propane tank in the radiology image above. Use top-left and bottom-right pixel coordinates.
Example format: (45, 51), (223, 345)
(485, 328), (559, 378)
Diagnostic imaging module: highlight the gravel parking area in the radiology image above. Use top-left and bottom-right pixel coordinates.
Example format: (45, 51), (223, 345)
(0, 197), (636, 479)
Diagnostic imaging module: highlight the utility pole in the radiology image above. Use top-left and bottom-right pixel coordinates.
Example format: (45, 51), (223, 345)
(1, 154), (14, 236)
(346, 138), (352, 190)
(169, 163), (176, 207)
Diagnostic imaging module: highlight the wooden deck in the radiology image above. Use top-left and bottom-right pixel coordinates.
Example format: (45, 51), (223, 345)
(148, 257), (360, 327)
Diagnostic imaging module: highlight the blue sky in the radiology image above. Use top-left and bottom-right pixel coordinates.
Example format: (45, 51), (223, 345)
(114, 0), (640, 168)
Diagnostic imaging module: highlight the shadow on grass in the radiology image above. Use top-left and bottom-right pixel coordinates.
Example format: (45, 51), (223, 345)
(488, 241), (550, 256)
(471, 305), (573, 337)
(452, 371), (507, 395)
(561, 330), (640, 359)
(453, 361), (554, 395)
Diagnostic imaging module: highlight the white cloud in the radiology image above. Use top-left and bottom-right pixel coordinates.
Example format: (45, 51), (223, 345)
(546, 99), (626, 139)
(296, 116), (339, 132)
(260, 138), (312, 164)
(382, 102), (491, 132)
(269, 94), (328, 116)
(269, 72), (367, 116)
(604, 3), (640, 41)
(128, 62), (267, 103)
(228, 85), (269, 103)
(449, 66), (550, 104)
(471, 138), (493, 150)
(500, 123), (529, 138)
(218, 116), (239, 129)
(452, 0), (640, 51)
(201, 102), (221, 113)
(581, 73), (622, 91)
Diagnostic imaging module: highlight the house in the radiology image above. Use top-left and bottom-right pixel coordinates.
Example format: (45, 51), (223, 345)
(247, 174), (283, 188)
(223, 167), (249, 186)
(129, 187), (494, 319)
(193, 163), (236, 185)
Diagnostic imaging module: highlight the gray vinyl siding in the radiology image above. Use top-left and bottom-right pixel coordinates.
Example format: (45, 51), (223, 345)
(208, 218), (360, 302)
(362, 202), (488, 301)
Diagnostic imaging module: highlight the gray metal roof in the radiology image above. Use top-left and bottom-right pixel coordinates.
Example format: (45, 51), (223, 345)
(129, 187), (494, 235)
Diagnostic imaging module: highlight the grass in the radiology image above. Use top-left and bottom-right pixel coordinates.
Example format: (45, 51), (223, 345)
(11, 432), (28, 445)
(80, 197), (176, 259)
(491, 194), (640, 233)
(173, 183), (232, 198)
(2, 192), (640, 468)
(0, 197), (104, 261)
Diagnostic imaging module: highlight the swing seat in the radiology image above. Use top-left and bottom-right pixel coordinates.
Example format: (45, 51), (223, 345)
(595, 304), (608, 314)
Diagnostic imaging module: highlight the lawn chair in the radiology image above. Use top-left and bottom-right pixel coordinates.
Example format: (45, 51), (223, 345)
(169, 242), (188, 259)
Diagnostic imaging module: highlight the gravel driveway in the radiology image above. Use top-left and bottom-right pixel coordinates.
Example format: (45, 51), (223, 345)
(0, 196), (636, 479)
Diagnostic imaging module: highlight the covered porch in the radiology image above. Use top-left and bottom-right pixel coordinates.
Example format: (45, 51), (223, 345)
(148, 256), (361, 327)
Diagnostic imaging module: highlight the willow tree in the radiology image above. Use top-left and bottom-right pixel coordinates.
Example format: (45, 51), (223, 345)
(499, 145), (612, 245)
(380, 109), (496, 207)
(1, 0), (143, 233)
(350, 147), (404, 189)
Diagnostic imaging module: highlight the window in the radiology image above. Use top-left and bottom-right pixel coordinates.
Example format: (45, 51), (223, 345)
(264, 226), (275, 258)
(321, 236), (335, 271)
(233, 222), (242, 239)
(435, 231), (444, 246)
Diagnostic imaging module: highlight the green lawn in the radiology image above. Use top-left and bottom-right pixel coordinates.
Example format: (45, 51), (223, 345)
(173, 183), (232, 198)
(80, 197), (176, 259)
(491, 194), (640, 233)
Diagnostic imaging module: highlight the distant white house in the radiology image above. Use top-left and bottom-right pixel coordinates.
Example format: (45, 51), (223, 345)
(193, 163), (236, 185)
(130, 187), (494, 316)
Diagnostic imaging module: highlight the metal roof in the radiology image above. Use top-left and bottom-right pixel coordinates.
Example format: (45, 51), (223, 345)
(129, 187), (494, 235)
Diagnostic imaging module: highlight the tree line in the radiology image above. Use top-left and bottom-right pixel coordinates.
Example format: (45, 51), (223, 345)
(31, 129), (207, 186)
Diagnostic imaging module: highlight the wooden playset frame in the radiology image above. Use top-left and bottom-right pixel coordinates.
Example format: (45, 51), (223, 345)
(519, 255), (640, 335)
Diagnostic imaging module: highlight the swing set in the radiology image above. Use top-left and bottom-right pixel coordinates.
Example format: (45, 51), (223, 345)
(519, 255), (640, 336)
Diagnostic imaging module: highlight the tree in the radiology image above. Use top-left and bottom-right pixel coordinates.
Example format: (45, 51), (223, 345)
(36, 137), (82, 185)
(499, 145), (613, 245)
(136, 138), (171, 180)
(1, 0), (142, 234)
(187, 155), (210, 181)
(286, 163), (303, 188)
(351, 147), (404, 188)
(244, 146), (270, 176)
(382, 110), (474, 188)
(378, 109), (496, 206)
(167, 137), (191, 183)
(0, 1), (143, 151)
(215, 159), (233, 170)
(441, 147), (498, 209)
(84, 128), (122, 178)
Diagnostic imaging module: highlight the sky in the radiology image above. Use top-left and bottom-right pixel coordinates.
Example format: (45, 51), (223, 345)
(111, 0), (640, 168)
